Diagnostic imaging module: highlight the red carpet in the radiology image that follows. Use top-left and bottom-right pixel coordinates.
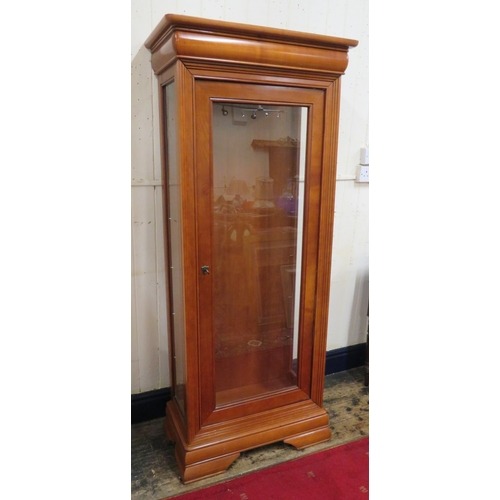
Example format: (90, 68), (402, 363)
(170, 437), (368, 499)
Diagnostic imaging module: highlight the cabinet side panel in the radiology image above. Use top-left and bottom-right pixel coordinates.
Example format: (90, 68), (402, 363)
(163, 79), (187, 416)
(311, 80), (341, 404)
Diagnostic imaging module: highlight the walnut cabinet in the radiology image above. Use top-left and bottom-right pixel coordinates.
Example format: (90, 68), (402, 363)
(145, 14), (358, 483)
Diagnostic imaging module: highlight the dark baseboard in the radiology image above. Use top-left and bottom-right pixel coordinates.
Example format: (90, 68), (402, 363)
(131, 342), (366, 424)
(131, 387), (171, 425)
(324, 342), (366, 375)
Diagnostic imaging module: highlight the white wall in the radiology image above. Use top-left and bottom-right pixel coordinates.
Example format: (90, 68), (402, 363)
(131, 0), (369, 394)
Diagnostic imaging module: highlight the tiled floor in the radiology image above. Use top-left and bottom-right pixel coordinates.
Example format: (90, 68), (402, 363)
(131, 366), (369, 500)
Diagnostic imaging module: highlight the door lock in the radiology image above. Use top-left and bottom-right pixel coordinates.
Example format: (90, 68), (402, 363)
(201, 266), (210, 275)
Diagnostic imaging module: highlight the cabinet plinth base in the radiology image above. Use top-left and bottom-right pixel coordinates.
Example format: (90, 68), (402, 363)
(164, 399), (332, 483)
(283, 427), (333, 449)
(180, 452), (241, 485)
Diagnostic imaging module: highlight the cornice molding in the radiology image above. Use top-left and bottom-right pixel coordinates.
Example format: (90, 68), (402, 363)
(145, 14), (358, 77)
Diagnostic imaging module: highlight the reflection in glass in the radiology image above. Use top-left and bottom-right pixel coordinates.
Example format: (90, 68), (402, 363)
(212, 102), (307, 406)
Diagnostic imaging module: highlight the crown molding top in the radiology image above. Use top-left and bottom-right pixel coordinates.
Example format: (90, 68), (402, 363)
(144, 14), (358, 77)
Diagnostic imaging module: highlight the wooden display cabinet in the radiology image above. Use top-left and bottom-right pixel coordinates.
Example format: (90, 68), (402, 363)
(145, 14), (358, 483)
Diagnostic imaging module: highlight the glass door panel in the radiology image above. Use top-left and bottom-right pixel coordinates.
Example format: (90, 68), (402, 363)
(211, 102), (307, 406)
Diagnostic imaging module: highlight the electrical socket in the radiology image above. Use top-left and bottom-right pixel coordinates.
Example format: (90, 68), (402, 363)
(356, 165), (369, 183)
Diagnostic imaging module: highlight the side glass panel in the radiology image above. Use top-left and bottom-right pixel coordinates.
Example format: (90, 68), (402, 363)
(212, 102), (307, 406)
(164, 81), (187, 415)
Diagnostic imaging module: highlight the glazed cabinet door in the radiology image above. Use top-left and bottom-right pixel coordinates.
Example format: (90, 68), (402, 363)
(195, 81), (327, 426)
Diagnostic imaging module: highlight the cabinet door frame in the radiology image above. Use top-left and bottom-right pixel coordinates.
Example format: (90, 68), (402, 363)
(194, 79), (328, 427)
